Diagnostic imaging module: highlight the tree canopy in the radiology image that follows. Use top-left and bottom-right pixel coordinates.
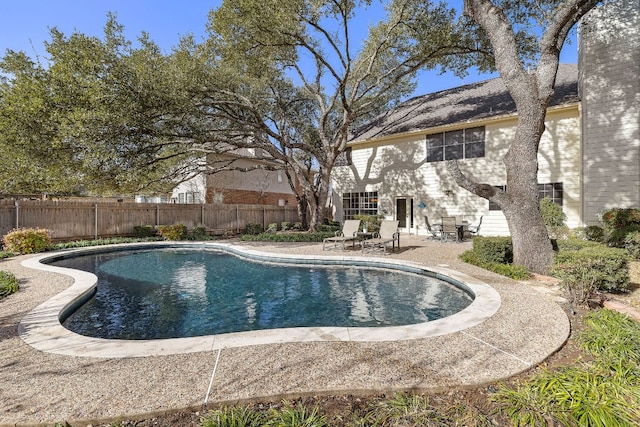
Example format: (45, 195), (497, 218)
(186, 0), (487, 228)
(0, 1), (603, 272)
(0, 15), (206, 195)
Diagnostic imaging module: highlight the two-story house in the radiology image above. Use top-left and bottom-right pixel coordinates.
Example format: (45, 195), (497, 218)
(331, 0), (639, 237)
(170, 148), (297, 207)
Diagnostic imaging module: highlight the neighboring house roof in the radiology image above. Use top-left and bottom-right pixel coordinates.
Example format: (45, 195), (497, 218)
(351, 63), (579, 142)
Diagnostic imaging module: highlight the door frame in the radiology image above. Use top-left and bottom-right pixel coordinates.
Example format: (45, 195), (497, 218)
(395, 197), (414, 233)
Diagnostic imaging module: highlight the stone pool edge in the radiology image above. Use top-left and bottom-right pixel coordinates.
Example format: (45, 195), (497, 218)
(18, 241), (501, 358)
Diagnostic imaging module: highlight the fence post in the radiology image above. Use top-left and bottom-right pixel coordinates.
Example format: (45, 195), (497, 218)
(14, 201), (19, 229)
(94, 203), (98, 240)
(156, 204), (160, 227)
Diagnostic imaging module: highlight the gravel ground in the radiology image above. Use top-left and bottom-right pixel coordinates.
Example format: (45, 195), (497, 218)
(0, 236), (570, 427)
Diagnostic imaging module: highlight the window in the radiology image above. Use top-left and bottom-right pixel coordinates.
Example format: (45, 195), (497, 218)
(488, 182), (563, 210)
(342, 191), (378, 219)
(538, 182), (563, 205)
(426, 126), (485, 162)
(335, 147), (352, 166)
(178, 192), (202, 204)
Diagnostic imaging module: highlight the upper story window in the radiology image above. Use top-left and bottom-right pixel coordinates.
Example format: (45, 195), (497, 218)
(426, 126), (485, 162)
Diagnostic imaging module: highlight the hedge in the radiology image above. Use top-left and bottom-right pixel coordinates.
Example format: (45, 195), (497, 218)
(472, 237), (513, 264)
(552, 246), (630, 293)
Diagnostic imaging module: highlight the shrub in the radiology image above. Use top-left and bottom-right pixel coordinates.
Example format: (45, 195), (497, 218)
(472, 237), (513, 264)
(2, 228), (52, 254)
(188, 226), (208, 240)
(540, 197), (568, 238)
(292, 222), (303, 230)
(244, 223), (263, 235)
(585, 225), (605, 242)
(267, 400), (328, 427)
(0, 271), (19, 299)
(601, 207), (640, 247)
(578, 309), (640, 365)
(460, 250), (531, 280)
(492, 308), (640, 427)
(317, 223), (340, 233)
(266, 223), (279, 233)
(550, 259), (602, 306)
(624, 231), (640, 259)
(241, 231), (335, 242)
(553, 246), (630, 293)
(318, 219), (341, 233)
(555, 237), (602, 252)
(200, 405), (265, 427)
(601, 207), (640, 229)
(133, 225), (157, 238)
(49, 237), (162, 250)
(157, 224), (187, 240)
(281, 221), (291, 231)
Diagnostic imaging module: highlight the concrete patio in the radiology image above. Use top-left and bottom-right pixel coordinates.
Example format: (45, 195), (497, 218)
(0, 235), (570, 426)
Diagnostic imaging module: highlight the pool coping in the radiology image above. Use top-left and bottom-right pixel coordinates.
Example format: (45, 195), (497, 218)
(18, 241), (502, 358)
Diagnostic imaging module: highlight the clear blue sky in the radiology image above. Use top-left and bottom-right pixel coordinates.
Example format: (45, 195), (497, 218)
(0, 0), (578, 96)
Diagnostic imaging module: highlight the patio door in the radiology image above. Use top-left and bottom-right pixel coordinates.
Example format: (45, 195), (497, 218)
(395, 197), (414, 231)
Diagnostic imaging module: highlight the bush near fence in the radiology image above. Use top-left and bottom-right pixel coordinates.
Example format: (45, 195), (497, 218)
(0, 200), (300, 242)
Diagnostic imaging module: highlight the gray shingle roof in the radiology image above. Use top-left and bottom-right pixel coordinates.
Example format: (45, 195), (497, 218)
(351, 63), (579, 142)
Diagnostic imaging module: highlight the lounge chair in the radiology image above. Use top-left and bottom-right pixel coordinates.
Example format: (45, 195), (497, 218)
(323, 219), (361, 250)
(361, 220), (400, 254)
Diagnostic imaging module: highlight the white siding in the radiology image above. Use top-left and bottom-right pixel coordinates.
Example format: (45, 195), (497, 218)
(537, 109), (583, 229)
(170, 174), (206, 204)
(579, 0), (640, 224)
(333, 107), (581, 237)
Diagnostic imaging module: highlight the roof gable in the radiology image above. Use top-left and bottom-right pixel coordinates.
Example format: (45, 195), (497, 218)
(351, 64), (579, 142)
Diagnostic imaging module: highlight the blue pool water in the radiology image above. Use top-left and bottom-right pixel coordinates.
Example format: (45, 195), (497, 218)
(51, 248), (473, 340)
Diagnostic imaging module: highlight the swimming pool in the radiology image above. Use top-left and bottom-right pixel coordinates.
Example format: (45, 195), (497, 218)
(18, 242), (502, 357)
(50, 248), (474, 340)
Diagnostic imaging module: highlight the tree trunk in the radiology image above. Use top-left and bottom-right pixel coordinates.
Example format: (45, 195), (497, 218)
(296, 193), (309, 230)
(505, 205), (554, 274)
(502, 101), (555, 274)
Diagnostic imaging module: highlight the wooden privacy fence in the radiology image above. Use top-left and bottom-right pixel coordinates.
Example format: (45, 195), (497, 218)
(0, 200), (300, 241)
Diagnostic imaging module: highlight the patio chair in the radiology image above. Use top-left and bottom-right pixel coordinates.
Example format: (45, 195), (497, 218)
(361, 220), (400, 255)
(467, 215), (483, 236)
(423, 215), (442, 240)
(440, 217), (459, 242)
(322, 219), (361, 251)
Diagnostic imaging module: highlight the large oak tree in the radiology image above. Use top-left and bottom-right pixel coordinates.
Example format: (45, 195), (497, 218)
(0, 16), (208, 196)
(449, 0), (600, 273)
(192, 0), (483, 230)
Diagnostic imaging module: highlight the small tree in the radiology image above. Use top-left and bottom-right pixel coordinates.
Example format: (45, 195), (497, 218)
(540, 197), (568, 239)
